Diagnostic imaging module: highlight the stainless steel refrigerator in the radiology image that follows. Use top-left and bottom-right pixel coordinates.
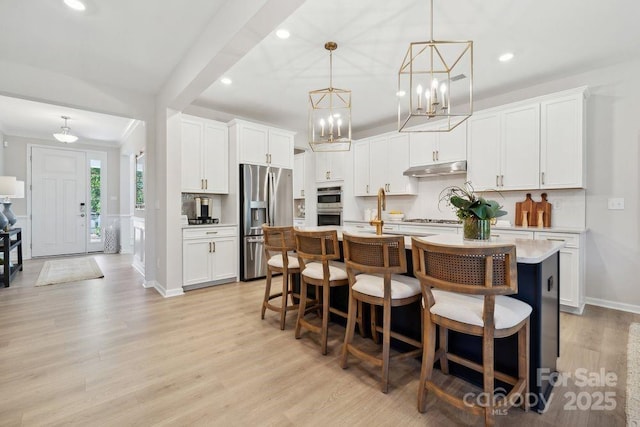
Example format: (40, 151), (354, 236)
(239, 164), (293, 281)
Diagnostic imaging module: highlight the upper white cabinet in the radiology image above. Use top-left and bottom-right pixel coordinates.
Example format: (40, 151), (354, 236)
(232, 120), (295, 169)
(540, 91), (586, 189)
(353, 140), (371, 196)
(467, 87), (588, 191)
(315, 151), (345, 183)
(293, 152), (305, 198)
(409, 121), (467, 166)
(354, 133), (417, 195)
(181, 114), (229, 194)
(467, 103), (540, 191)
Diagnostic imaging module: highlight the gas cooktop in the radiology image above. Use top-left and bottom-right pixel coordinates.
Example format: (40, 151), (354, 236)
(404, 218), (462, 225)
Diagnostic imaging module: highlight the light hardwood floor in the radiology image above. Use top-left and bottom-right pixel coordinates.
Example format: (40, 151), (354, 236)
(0, 254), (637, 426)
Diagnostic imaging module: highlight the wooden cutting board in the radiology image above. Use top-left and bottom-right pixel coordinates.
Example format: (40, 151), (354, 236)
(536, 193), (552, 227)
(515, 193), (536, 226)
(515, 193), (552, 227)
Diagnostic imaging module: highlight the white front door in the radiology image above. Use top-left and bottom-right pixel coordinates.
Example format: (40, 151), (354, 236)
(31, 147), (87, 257)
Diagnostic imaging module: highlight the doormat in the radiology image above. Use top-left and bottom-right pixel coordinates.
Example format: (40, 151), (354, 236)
(628, 323), (640, 426)
(36, 257), (104, 286)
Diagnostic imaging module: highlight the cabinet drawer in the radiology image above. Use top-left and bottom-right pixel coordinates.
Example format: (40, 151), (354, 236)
(183, 227), (237, 240)
(491, 230), (534, 240)
(535, 232), (579, 248)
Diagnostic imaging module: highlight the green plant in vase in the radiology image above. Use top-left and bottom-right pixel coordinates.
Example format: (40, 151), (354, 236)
(439, 181), (507, 240)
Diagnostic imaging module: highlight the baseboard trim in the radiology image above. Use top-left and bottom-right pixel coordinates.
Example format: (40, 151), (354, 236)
(142, 279), (155, 289)
(585, 297), (640, 315)
(561, 304), (585, 315)
(148, 280), (184, 298)
(132, 260), (145, 277)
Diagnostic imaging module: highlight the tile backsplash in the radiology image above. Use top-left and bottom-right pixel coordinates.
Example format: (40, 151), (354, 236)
(181, 193), (222, 220)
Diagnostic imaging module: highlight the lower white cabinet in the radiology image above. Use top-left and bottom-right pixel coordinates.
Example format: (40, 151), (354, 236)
(398, 225), (458, 235)
(535, 232), (584, 314)
(182, 226), (238, 288)
(491, 229), (535, 240)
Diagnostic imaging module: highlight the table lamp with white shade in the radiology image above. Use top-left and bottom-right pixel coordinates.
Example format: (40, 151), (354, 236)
(4, 180), (24, 228)
(0, 176), (17, 231)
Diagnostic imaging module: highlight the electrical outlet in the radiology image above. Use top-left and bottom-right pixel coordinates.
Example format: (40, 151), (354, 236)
(554, 199), (562, 210)
(607, 198), (625, 210)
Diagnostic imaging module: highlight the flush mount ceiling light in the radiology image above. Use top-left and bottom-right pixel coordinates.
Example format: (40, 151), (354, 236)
(64, 0), (86, 11)
(398, 0), (473, 133)
(53, 116), (78, 143)
(308, 41), (351, 152)
(220, 77), (232, 85)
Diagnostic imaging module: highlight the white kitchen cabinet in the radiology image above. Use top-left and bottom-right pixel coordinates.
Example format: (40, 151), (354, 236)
(409, 121), (467, 166)
(232, 120), (295, 169)
(358, 133), (416, 195)
(182, 226), (238, 288)
(535, 232), (585, 314)
(467, 104), (539, 191)
(294, 152), (305, 199)
(353, 141), (371, 196)
(315, 150), (345, 183)
(181, 115), (228, 194)
(540, 91), (586, 189)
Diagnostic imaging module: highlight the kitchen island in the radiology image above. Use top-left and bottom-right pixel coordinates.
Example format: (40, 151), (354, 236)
(296, 225), (563, 411)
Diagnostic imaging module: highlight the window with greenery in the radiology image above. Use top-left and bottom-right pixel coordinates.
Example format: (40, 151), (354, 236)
(90, 162), (102, 240)
(135, 152), (145, 210)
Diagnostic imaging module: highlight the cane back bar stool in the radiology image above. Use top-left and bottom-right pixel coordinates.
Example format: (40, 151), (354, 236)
(261, 225), (301, 330)
(411, 238), (531, 426)
(294, 229), (353, 355)
(340, 232), (422, 393)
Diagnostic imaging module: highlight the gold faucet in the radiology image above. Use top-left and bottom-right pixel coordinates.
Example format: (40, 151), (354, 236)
(369, 187), (386, 235)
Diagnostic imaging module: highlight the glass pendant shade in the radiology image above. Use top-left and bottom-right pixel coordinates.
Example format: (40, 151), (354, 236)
(308, 42), (352, 152)
(53, 116), (78, 143)
(398, 0), (473, 132)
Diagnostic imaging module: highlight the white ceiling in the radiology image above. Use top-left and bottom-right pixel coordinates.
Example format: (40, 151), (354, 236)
(1, 0), (640, 143)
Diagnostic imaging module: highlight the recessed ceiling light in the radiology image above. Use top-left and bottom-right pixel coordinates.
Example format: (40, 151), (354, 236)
(64, 0), (86, 11)
(499, 52), (514, 62)
(396, 90), (406, 97)
(220, 77), (232, 85)
(276, 29), (290, 39)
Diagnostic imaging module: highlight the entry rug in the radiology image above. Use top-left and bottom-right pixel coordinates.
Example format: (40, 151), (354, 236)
(628, 323), (640, 426)
(36, 257), (104, 286)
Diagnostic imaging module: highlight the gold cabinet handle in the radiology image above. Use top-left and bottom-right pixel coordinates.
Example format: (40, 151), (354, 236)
(541, 172), (545, 185)
(211, 242), (216, 252)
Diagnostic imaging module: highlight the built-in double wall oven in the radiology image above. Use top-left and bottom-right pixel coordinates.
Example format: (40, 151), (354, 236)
(317, 186), (342, 226)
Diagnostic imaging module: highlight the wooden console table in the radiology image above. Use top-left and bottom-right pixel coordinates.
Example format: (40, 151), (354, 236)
(0, 228), (23, 287)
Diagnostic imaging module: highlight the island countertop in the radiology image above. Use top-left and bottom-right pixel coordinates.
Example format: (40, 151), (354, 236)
(296, 225), (564, 264)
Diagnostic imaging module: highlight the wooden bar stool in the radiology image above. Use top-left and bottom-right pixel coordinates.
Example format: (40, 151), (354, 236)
(411, 238), (531, 426)
(261, 225), (300, 330)
(294, 229), (352, 355)
(340, 232), (422, 393)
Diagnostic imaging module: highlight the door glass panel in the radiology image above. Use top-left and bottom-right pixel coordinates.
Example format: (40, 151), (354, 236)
(90, 159), (102, 243)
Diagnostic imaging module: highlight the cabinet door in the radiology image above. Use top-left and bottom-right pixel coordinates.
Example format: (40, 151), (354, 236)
(268, 129), (294, 169)
(202, 121), (228, 194)
(557, 247), (579, 308)
(437, 122), (467, 163)
(467, 113), (501, 191)
(183, 239), (212, 285)
(211, 237), (237, 281)
(368, 137), (388, 192)
(181, 119), (204, 192)
(409, 131), (437, 166)
(387, 133), (414, 194)
(501, 104), (540, 190)
(239, 123), (269, 165)
(328, 151), (345, 181)
(293, 153), (305, 198)
(315, 152), (330, 182)
(540, 94), (584, 189)
(353, 141), (371, 195)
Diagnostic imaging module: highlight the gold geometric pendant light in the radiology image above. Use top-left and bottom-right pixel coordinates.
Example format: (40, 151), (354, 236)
(308, 41), (352, 151)
(398, 0), (473, 132)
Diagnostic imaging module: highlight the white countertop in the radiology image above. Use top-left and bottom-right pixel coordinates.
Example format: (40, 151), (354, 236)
(343, 219), (586, 234)
(297, 225), (563, 264)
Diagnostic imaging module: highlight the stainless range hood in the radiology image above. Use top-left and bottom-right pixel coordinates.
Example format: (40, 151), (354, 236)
(403, 160), (467, 177)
